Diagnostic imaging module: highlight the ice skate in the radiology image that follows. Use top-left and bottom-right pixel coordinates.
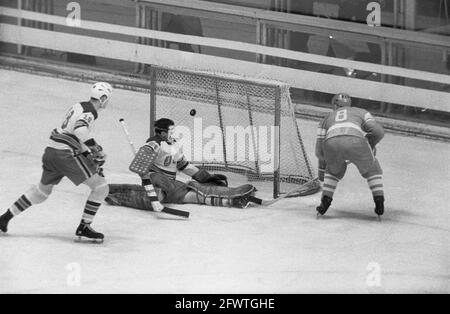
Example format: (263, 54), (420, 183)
(75, 223), (104, 243)
(316, 196), (333, 217)
(231, 185), (256, 209)
(232, 195), (252, 209)
(374, 196), (384, 219)
(0, 211), (13, 233)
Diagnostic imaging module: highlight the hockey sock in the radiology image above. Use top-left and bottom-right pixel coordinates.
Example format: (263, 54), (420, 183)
(81, 201), (101, 224)
(9, 194), (33, 216)
(322, 174), (340, 199)
(8, 184), (52, 216)
(142, 180), (164, 212)
(366, 175), (384, 198)
(204, 196), (232, 207)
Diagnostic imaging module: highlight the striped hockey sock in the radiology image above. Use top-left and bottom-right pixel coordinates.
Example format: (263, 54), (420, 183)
(9, 194), (33, 216)
(366, 175), (384, 198)
(81, 200), (101, 224)
(322, 174), (340, 199)
(144, 184), (165, 212)
(205, 196), (232, 207)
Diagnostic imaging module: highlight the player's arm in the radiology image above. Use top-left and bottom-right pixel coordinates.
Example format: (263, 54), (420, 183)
(362, 112), (385, 150)
(73, 114), (106, 165)
(182, 165), (228, 187)
(180, 164), (200, 177)
(191, 169), (228, 186)
(315, 118), (327, 182)
(129, 141), (166, 212)
(176, 152), (228, 186)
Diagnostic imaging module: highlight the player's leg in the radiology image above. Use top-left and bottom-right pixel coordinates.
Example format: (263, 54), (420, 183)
(0, 147), (62, 233)
(75, 174), (109, 242)
(0, 183), (55, 233)
(105, 183), (163, 210)
(184, 181), (256, 209)
(317, 138), (347, 216)
(348, 138), (385, 216)
(362, 159), (384, 216)
(106, 174), (189, 211)
(56, 149), (107, 242)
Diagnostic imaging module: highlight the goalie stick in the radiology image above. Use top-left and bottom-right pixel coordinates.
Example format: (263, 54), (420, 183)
(248, 177), (319, 206)
(119, 119), (190, 219)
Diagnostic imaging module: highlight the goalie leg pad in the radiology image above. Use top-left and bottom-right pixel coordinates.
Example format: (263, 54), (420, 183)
(129, 145), (158, 176)
(148, 173), (190, 204)
(187, 181), (256, 207)
(106, 184), (154, 210)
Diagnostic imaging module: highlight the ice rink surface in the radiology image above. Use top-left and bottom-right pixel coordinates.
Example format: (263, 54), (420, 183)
(0, 69), (449, 293)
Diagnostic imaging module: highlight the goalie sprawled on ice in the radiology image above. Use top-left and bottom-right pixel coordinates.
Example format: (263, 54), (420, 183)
(105, 118), (256, 211)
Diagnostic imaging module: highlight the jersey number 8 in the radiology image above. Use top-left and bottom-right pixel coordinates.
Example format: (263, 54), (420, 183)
(61, 109), (75, 129)
(335, 109), (348, 122)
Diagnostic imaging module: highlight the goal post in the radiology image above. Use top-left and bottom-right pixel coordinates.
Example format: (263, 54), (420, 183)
(149, 65), (320, 199)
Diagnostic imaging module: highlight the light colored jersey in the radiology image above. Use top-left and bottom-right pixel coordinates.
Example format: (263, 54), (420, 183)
(146, 135), (189, 179)
(315, 107), (384, 161)
(317, 107), (382, 141)
(48, 102), (98, 152)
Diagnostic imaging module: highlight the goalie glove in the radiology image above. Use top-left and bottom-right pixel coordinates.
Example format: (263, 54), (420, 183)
(192, 169), (228, 187)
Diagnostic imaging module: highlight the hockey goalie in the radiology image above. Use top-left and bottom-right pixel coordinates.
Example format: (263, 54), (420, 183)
(105, 118), (257, 211)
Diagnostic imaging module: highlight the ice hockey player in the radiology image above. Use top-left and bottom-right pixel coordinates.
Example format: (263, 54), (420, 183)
(0, 82), (113, 242)
(315, 93), (385, 218)
(105, 118), (256, 211)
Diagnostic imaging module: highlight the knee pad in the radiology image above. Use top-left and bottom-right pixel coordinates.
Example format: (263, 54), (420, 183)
(89, 183), (109, 203)
(25, 183), (53, 204)
(85, 175), (109, 203)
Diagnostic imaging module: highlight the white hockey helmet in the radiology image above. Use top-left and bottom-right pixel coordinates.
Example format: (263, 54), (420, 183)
(91, 82), (113, 108)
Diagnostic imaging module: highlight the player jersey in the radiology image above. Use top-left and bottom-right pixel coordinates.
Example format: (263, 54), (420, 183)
(48, 101), (98, 153)
(145, 134), (189, 179)
(317, 107), (380, 141)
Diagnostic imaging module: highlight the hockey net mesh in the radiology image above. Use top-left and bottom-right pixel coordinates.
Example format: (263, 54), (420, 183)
(150, 66), (320, 198)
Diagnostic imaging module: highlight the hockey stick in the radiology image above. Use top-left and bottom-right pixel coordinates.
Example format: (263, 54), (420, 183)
(248, 177), (319, 206)
(119, 119), (190, 218)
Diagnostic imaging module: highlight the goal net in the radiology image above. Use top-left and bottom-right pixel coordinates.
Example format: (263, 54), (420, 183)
(149, 66), (320, 198)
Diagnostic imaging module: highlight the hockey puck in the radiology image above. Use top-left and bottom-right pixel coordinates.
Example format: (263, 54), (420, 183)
(190, 109), (197, 116)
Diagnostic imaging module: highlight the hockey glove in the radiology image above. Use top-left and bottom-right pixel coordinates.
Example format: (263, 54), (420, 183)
(207, 174), (228, 187)
(85, 139), (107, 166)
(192, 169), (228, 187)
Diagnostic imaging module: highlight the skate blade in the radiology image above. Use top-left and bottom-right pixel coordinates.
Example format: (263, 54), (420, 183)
(74, 236), (104, 244)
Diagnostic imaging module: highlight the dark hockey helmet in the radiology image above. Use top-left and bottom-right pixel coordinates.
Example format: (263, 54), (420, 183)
(332, 93), (352, 109)
(154, 118), (175, 133)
